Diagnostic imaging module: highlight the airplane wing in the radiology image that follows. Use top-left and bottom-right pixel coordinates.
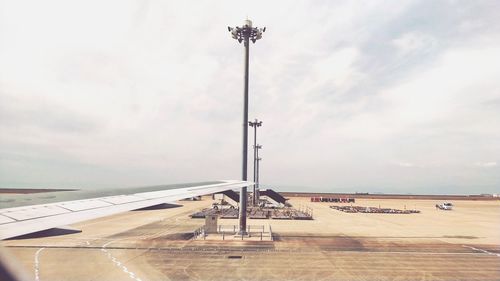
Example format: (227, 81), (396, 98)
(0, 180), (251, 240)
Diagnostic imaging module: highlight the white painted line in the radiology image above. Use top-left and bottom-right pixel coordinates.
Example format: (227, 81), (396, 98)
(34, 247), (45, 281)
(101, 240), (143, 281)
(463, 245), (500, 257)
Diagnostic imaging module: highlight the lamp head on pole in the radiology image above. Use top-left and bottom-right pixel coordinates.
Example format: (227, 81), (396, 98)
(228, 19), (265, 44)
(249, 119), (263, 127)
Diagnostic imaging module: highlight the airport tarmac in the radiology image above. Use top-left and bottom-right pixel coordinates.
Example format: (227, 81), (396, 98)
(2, 196), (499, 281)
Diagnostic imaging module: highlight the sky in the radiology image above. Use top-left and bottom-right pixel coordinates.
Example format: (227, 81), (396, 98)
(0, 0), (499, 194)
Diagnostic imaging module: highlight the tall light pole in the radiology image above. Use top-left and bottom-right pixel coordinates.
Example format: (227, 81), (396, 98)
(256, 154), (262, 199)
(255, 144), (262, 205)
(228, 19), (265, 235)
(249, 119), (262, 206)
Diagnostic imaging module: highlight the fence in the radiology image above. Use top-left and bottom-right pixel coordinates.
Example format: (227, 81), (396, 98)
(193, 224), (273, 241)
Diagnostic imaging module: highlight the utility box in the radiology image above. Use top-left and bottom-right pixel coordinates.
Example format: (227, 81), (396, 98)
(213, 193), (224, 200)
(205, 214), (218, 233)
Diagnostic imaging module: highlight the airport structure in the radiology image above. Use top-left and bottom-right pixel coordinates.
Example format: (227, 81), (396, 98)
(249, 119), (263, 206)
(255, 149), (262, 202)
(2, 186), (500, 280)
(228, 19), (265, 235)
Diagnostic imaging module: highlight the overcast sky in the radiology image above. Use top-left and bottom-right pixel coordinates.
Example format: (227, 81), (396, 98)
(1, 0), (499, 194)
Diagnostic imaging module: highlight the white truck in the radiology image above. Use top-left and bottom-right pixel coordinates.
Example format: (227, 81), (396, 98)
(436, 202), (453, 210)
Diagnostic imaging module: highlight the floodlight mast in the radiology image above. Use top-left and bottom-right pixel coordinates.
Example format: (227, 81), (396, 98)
(228, 19), (265, 235)
(255, 144), (262, 204)
(256, 154), (262, 197)
(249, 119), (262, 206)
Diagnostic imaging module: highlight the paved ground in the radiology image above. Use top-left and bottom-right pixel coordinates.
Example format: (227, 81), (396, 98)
(2, 197), (499, 281)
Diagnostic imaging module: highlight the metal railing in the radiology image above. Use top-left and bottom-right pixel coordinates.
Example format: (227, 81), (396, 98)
(193, 225), (273, 241)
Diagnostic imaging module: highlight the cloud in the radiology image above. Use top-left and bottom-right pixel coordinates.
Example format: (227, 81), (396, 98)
(474, 162), (497, 168)
(392, 32), (437, 56)
(394, 162), (415, 168)
(0, 0), (499, 194)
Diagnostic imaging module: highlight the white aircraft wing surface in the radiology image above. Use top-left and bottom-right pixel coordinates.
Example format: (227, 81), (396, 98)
(0, 180), (251, 240)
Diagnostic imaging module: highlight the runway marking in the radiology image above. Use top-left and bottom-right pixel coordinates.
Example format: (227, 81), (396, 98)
(34, 247), (45, 281)
(462, 245), (500, 257)
(10, 244), (500, 256)
(101, 240), (143, 281)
